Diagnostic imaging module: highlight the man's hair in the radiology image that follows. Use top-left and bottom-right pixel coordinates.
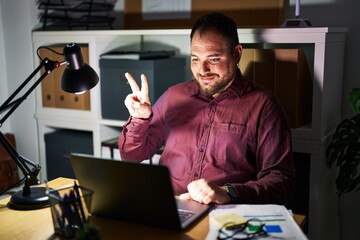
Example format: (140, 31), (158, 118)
(190, 12), (239, 52)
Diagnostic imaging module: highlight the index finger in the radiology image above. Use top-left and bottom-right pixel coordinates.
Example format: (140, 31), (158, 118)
(125, 72), (140, 93)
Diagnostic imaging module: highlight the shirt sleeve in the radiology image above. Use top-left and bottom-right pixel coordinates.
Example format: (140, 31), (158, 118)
(118, 115), (157, 161)
(118, 92), (167, 161)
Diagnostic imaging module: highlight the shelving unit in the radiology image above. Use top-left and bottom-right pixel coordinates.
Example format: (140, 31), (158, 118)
(37, 0), (115, 30)
(32, 28), (346, 240)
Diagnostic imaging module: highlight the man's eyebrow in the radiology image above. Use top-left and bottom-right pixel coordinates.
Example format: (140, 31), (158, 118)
(208, 54), (222, 57)
(190, 53), (222, 58)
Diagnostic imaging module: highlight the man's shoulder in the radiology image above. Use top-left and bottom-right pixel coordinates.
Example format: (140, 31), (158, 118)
(235, 78), (274, 100)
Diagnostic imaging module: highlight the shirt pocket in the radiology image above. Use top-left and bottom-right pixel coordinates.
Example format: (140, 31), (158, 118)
(217, 122), (254, 147)
(213, 122), (255, 170)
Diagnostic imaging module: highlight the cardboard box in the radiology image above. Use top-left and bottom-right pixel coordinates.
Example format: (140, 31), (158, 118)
(124, 0), (285, 29)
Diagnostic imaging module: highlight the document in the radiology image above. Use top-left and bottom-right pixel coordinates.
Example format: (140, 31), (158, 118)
(206, 204), (308, 240)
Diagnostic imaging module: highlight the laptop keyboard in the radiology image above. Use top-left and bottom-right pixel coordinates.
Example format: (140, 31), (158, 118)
(178, 209), (196, 223)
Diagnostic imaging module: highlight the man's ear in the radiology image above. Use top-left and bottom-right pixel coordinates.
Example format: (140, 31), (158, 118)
(233, 44), (243, 63)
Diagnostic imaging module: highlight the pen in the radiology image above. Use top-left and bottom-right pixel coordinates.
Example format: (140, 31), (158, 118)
(73, 181), (86, 222)
(60, 194), (76, 237)
(62, 194), (75, 226)
(70, 190), (83, 227)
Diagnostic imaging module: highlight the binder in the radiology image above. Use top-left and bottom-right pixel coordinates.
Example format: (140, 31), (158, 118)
(254, 49), (275, 93)
(274, 49), (312, 128)
(239, 48), (255, 81)
(39, 48), (56, 108)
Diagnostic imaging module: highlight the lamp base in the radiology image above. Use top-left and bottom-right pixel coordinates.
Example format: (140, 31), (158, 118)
(8, 187), (50, 210)
(281, 18), (312, 28)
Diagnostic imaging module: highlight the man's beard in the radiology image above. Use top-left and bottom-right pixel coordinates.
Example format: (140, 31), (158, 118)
(196, 73), (234, 97)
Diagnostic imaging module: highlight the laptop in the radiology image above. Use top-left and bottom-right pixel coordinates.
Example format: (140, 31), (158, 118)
(70, 153), (212, 230)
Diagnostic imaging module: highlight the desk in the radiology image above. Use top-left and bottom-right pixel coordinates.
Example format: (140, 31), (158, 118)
(0, 177), (306, 240)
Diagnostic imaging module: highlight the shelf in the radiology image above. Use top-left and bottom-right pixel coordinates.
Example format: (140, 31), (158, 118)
(32, 28), (346, 240)
(33, 28), (346, 140)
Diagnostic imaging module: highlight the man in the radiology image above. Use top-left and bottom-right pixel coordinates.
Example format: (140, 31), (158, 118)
(118, 12), (295, 205)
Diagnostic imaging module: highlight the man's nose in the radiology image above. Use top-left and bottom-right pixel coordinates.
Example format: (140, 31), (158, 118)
(199, 61), (211, 75)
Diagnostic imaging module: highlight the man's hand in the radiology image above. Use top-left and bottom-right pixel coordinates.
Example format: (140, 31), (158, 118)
(124, 72), (152, 119)
(179, 179), (231, 204)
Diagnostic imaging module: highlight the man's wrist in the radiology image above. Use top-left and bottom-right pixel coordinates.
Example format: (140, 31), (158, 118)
(131, 112), (153, 121)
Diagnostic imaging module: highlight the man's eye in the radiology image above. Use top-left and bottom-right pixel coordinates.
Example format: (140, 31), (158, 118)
(209, 58), (220, 63)
(191, 58), (199, 62)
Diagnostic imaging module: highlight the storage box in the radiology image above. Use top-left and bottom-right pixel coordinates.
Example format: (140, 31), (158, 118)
(124, 0), (285, 29)
(45, 130), (93, 180)
(100, 57), (186, 121)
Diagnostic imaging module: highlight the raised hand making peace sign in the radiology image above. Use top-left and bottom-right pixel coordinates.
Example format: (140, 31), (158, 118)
(124, 72), (152, 119)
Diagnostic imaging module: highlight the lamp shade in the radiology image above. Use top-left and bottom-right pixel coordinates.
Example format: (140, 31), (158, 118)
(61, 43), (99, 93)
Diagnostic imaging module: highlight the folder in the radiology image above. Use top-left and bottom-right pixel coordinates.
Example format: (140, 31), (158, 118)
(274, 49), (312, 128)
(239, 48), (255, 81)
(254, 49), (275, 93)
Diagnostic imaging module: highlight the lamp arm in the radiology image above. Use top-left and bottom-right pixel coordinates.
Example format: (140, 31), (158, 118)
(0, 58), (61, 191)
(0, 58), (60, 123)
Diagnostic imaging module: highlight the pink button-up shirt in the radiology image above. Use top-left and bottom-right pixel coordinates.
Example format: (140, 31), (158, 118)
(119, 72), (295, 204)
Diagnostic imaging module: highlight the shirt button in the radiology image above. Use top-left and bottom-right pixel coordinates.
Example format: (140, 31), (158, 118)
(199, 148), (204, 152)
(194, 173), (199, 178)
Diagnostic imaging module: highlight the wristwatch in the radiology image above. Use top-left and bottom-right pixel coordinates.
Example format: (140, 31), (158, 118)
(224, 184), (239, 203)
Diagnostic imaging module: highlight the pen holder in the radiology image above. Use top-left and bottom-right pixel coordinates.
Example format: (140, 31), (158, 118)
(48, 184), (93, 238)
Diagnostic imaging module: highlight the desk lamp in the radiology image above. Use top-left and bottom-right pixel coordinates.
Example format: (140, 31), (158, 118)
(0, 43), (99, 210)
(281, 0), (312, 27)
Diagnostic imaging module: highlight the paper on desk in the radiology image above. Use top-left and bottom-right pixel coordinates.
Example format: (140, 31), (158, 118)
(206, 204), (308, 240)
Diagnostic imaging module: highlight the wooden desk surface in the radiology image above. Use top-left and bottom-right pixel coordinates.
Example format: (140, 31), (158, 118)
(0, 177), (305, 240)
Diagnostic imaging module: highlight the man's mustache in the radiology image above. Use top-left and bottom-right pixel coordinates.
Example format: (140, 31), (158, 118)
(198, 73), (219, 78)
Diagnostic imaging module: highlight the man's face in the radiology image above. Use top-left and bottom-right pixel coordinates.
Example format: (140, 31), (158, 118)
(190, 31), (241, 98)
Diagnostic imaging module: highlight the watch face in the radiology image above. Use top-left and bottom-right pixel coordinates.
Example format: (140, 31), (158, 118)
(226, 186), (239, 201)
